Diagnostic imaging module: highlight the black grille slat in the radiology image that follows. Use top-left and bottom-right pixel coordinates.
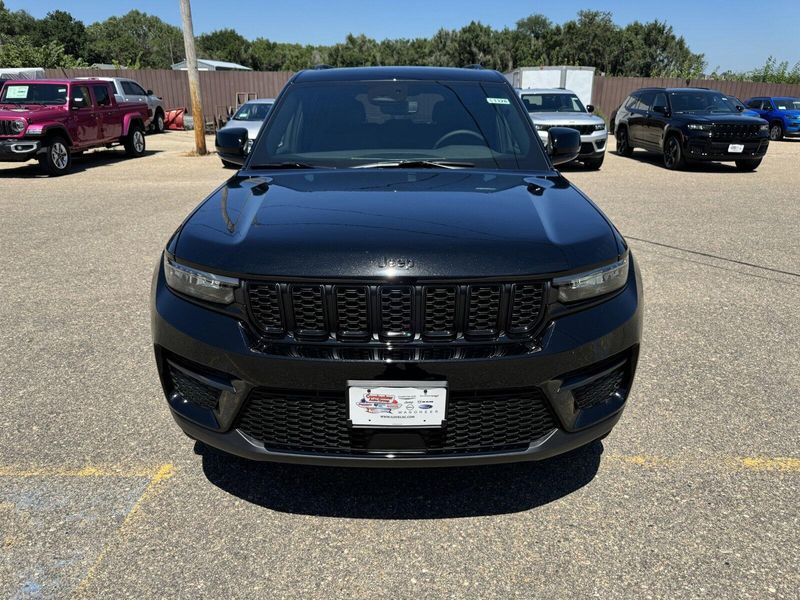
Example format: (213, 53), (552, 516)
(509, 284), (545, 334)
(168, 365), (220, 410)
(573, 366), (626, 410)
(466, 286), (502, 335)
(379, 286), (413, 339)
(291, 285), (326, 336)
(248, 284), (283, 333)
(423, 286), (457, 338)
(711, 123), (761, 141)
(236, 387), (557, 454)
(335, 286), (369, 338)
(246, 280), (546, 344)
(0, 120), (14, 136)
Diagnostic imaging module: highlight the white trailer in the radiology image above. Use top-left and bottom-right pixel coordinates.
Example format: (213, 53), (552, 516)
(505, 66), (595, 107)
(0, 67), (46, 80)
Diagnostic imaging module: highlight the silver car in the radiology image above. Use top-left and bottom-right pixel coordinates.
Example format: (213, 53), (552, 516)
(518, 88), (607, 169)
(77, 76), (167, 133)
(216, 98), (274, 167)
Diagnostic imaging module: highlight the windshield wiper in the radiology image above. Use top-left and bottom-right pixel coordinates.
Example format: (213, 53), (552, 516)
(353, 160), (473, 169)
(248, 161), (322, 170)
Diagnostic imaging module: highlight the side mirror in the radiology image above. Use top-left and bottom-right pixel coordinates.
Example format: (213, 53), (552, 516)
(736, 104), (744, 112)
(586, 104), (595, 113)
(547, 127), (581, 166)
(652, 105), (669, 116)
(215, 127), (248, 166)
(146, 90), (154, 96)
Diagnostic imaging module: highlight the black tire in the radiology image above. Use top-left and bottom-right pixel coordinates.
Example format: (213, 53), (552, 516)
(735, 158), (762, 171)
(221, 159), (240, 169)
(769, 122), (783, 141)
(616, 126), (633, 157)
(152, 110), (165, 134)
(123, 123), (146, 157)
(38, 136), (71, 176)
(582, 154), (605, 170)
(663, 134), (686, 170)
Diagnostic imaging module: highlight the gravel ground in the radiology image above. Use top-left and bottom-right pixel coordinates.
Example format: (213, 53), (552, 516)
(1, 132), (798, 599)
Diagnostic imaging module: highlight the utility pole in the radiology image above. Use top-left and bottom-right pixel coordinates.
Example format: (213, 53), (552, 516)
(178, 0), (207, 154)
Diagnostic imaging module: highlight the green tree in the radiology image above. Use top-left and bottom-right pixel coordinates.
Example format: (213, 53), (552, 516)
(31, 10), (87, 58)
(197, 28), (252, 67)
(86, 10), (183, 68)
(0, 37), (86, 68)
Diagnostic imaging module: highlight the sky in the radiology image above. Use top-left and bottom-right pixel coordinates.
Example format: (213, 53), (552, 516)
(7, 0), (797, 72)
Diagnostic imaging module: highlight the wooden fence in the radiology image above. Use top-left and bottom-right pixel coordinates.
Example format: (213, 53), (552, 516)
(44, 68), (294, 126)
(44, 68), (800, 127)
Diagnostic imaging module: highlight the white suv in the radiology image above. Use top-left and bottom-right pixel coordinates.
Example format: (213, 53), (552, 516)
(518, 88), (607, 169)
(77, 77), (166, 133)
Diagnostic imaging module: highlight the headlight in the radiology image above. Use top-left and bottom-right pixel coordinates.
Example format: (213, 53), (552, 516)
(10, 119), (26, 133)
(163, 254), (239, 304)
(553, 255), (629, 303)
(534, 124), (549, 131)
(594, 122), (606, 131)
(759, 123), (769, 132)
(687, 123), (713, 131)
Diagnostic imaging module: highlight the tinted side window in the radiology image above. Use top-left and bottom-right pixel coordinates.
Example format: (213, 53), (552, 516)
(70, 85), (92, 108)
(93, 85), (111, 106)
(636, 91), (656, 111)
(623, 94), (637, 109)
(652, 92), (668, 111)
(746, 99), (762, 109)
(123, 81), (146, 95)
(121, 81), (135, 95)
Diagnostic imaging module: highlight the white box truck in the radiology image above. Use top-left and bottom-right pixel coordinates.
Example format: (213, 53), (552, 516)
(505, 66), (595, 107)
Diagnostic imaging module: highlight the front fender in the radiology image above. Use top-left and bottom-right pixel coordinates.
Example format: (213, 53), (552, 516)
(122, 112), (145, 136)
(30, 123), (73, 145)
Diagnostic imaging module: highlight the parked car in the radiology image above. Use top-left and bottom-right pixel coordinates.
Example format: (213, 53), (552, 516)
(744, 96), (800, 140)
(518, 88), (607, 169)
(0, 79), (149, 175)
(614, 87), (769, 171)
(153, 66), (642, 467)
(214, 98), (274, 168)
(77, 76), (166, 133)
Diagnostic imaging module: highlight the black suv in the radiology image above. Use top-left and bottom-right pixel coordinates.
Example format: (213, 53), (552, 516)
(614, 87), (769, 170)
(152, 67), (642, 466)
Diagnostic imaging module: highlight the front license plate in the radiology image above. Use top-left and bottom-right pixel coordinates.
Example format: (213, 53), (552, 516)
(728, 143), (744, 153)
(347, 380), (447, 428)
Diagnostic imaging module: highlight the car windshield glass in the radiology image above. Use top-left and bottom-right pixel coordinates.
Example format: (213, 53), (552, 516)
(0, 83), (68, 105)
(521, 93), (586, 113)
(252, 80), (546, 170)
(233, 102), (273, 121)
(669, 91), (740, 114)
(774, 98), (800, 110)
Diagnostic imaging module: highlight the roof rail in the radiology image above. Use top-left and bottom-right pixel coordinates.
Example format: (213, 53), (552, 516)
(312, 64), (334, 70)
(463, 64), (484, 70)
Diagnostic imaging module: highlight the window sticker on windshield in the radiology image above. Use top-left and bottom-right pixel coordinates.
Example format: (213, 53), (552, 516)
(486, 97), (510, 105)
(6, 85), (29, 99)
(58, 88), (67, 93)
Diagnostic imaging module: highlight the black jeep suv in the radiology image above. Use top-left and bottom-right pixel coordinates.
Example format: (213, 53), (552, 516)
(614, 87), (769, 170)
(152, 67), (642, 466)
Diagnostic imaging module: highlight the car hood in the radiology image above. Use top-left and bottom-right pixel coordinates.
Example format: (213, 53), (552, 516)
(173, 170), (620, 278)
(0, 105), (64, 121)
(529, 112), (603, 126)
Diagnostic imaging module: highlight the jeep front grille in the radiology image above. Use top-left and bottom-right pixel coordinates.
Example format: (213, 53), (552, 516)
(246, 280), (547, 343)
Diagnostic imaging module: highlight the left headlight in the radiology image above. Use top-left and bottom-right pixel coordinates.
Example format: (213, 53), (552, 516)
(10, 119), (26, 134)
(593, 122), (606, 131)
(163, 254), (239, 304)
(553, 254), (629, 303)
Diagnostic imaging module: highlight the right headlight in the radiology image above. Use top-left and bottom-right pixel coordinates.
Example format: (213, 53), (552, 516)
(163, 254), (239, 304)
(687, 123), (713, 131)
(10, 119), (26, 133)
(553, 254), (629, 303)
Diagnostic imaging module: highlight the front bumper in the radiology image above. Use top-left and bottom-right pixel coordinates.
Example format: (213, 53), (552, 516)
(151, 255), (643, 466)
(684, 133), (769, 161)
(0, 138), (40, 162)
(784, 122), (800, 137)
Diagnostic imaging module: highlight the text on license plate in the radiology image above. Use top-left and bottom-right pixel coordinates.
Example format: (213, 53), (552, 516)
(347, 381), (447, 428)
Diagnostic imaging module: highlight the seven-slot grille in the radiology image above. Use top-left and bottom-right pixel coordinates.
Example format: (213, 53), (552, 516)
(0, 120), (19, 136)
(247, 281), (546, 342)
(235, 387), (557, 454)
(710, 123), (762, 141)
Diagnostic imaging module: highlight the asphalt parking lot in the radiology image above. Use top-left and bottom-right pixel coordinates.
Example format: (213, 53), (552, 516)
(1, 132), (798, 599)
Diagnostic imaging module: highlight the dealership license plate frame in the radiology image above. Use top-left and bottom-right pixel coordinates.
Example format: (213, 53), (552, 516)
(347, 380), (448, 429)
(728, 143), (744, 153)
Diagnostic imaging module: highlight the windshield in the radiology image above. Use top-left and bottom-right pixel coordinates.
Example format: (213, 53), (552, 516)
(233, 102), (273, 121)
(774, 98), (800, 111)
(669, 91), (740, 114)
(251, 80), (546, 170)
(521, 93), (586, 113)
(0, 83), (68, 105)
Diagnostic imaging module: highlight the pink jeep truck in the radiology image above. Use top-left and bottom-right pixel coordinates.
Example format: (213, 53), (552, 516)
(0, 79), (149, 175)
